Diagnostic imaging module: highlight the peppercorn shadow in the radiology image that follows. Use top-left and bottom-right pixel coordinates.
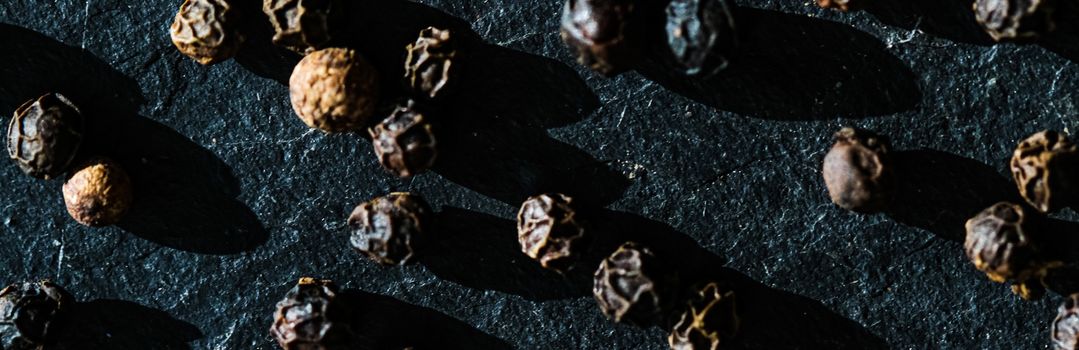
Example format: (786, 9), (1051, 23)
(863, 0), (995, 45)
(335, 289), (512, 349)
(0, 24), (268, 254)
(1041, 1), (1079, 63)
(51, 299), (202, 349)
(636, 6), (921, 120)
(884, 149), (1021, 242)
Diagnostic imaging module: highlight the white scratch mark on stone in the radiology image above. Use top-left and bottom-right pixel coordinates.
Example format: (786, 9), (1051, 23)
(616, 106), (627, 127)
(82, 0), (91, 49)
(55, 232), (65, 276)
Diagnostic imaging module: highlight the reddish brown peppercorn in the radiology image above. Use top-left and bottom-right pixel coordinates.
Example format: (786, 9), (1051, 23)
(822, 127), (893, 212)
(818, 0), (859, 11)
(560, 0), (644, 76)
(6, 93), (84, 180)
(593, 242), (672, 326)
(270, 277), (353, 350)
(347, 193), (432, 266)
(263, 0), (340, 54)
(964, 202), (1055, 299)
(974, 0), (1057, 41)
(668, 283), (739, 350)
(517, 193), (587, 271)
(1053, 294), (1079, 350)
(62, 157), (134, 227)
(0, 281), (73, 348)
(169, 0), (244, 65)
(289, 48), (380, 133)
(369, 101), (437, 178)
(1010, 130), (1079, 213)
(665, 0), (737, 76)
(404, 27), (458, 100)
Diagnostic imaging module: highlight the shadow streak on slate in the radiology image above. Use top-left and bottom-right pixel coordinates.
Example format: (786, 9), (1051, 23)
(52, 299), (203, 349)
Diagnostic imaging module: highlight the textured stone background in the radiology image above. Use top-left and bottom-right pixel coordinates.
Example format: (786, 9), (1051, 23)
(1, 0), (1078, 349)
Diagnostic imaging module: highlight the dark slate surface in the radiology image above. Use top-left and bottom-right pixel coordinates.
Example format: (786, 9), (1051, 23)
(1, 0), (1078, 349)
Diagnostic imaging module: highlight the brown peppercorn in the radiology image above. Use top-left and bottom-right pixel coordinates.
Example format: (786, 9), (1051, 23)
(964, 202), (1055, 299)
(593, 242), (673, 326)
(169, 0), (244, 65)
(665, 0), (737, 76)
(974, 0), (1057, 41)
(560, 0), (644, 76)
(289, 47), (380, 133)
(6, 93), (84, 180)
(818, 0), (859, 11)
(516, 193), (587, 271)
(0, 281), (73, 347)
(668, 282), (739, 350)
(404, 27), (458, 100)
(263, 0), (340, 54)
(62, 157), (134, 227)
(1010, 130), (1079, 213)
(347, 193), (432, 266)
(270, 277), (354, 350)
(821, 127), (893, 212)
(1053, 294), (1079, 350)
(369, 100), (437, 178)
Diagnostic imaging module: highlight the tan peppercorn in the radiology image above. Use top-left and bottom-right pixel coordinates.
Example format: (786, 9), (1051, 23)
(62, 157), (134, 227)
(169, 0), (245, 65)
(818, 0), (858, 11)
(289, 48), (380, 133)
(1010, 130), (1079, 213)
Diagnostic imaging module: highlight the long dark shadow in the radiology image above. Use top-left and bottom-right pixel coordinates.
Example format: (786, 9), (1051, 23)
(52, 299), (202, 349)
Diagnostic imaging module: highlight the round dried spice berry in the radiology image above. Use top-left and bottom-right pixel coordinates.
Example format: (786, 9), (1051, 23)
(974, 0), (1058, 41)
(289, 47), (380, 133)
(270, 277), (353, 350)
(0, 281), (73, 347)
(817, 0), (858, 11)
(169, 0), (244, 65)
(821, 127), (893, 212)
(62, 157), (134, 227)
(369, 101), (437, 178)
(1010, 130), (1079, 213)
(593, 242), (672, 326)
(404, 27), (458, 100)
(668, 283), (739, 350)
(964, 202), (1054, 299)
(347, 193), (432, 266)
(1053, 294), (1079, 350)
(665, 0), (737, 76)
(6, 93), (84, 180)
(263, 0), (340, 54)
(517, 193), (587, 271)
(560, 0), (644, 76)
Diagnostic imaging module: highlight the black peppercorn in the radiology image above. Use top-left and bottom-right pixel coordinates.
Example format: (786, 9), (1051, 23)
(593, 242), (673, 326)
(62, 157), (134, 227)
(169, 0), (244, 65)
(560, 0), (644, 76)
(404, 27), (458, 100)
(665, 0), (737, 76)
(668, 282), (739, 350)
(1054, 293), (1079, 350)
(818, 0), (859, 11)
(270, 277), (354, 350)
(369, 100), (437, 178)
(1010, 130), (1079, 213)
(821, 127), (893, 212)
(517, 193), (587, 271)
(964, 202), (1056, 299)
(974, 0), (1058, 41)
(347, 193), (432, 266)
(0, 281), (72, 348)
(263, 0), (341, 54)
(6, 93), (84, 180)
(289, 47), (380, 133)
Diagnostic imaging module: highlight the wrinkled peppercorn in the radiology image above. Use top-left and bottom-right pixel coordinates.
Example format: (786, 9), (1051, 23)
(271, 277), (353, 350)
(594, 242), (672, 326)
(974, 0), (1057, 41)
(347, 193), (432, 266)
(6, 93), (84, 180)
(1054, 294), (1079, 350)
(1010, 130), (1079, 213)
(369, 101), (437, 178)
(561, 0), (644, 76)
(289, 47), (380, 133)
(964, 202), (1055, 299)
(665, 0), (737, 76)
(62, 157), (134, 227)
(817, 0), (858, 11)
(668, 282), (739, 350)
(517, 193), (587, 271)
(263, 0), (340, 54)
(0, 281), (72, 348)
(169, 0), (244, 65)
(821, 127), (893, 212)
(404, 27), (458, 100)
